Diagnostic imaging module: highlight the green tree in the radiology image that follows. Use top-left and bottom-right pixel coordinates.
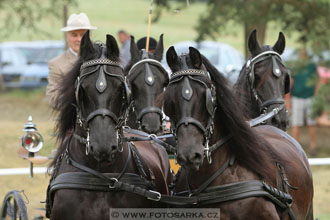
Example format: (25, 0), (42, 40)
(154, 0), (330, 58)
(0, 0), (77, 39)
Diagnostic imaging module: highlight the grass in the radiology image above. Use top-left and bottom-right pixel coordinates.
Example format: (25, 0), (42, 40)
(0, 89), (330, 219)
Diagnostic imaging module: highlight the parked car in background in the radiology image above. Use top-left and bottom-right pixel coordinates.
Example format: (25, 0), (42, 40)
(162, 41), (245, 84)
(0, 41), (64, 89)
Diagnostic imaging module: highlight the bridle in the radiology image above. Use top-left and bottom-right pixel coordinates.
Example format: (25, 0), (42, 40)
(127, 50), (169, 128)
(169, 55), (217, 164)
(73, 46), (131, 155)
(245, 50), (288, 120)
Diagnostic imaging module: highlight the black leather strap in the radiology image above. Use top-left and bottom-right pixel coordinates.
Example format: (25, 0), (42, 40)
(260, 98), (285, 110)
(190, 155), (235, 196)
(86, 108), (119, 124)
(248, 103), (286, 127)
(209, 135), (233, 153)
(176, 117), (207, 134)
(50, 172), (150, 193)
(122, 127), (176, 154)
(136, 106), (163, 121)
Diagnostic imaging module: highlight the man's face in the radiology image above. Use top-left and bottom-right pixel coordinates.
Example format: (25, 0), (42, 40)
(118, 32), (129, 44)
(66, 29), (88, 54)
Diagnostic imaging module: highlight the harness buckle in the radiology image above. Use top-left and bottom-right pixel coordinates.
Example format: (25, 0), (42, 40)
(204, 141), (212, 164)
(147, 190), (161, 201)
(109, 178), (118, 189)
(148, 134), (157, 142)
(85, 129), (91, 155)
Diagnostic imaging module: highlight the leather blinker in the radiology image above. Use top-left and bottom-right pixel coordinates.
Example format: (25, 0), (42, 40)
(272, 56), (281, 78)
(206, 88), (214, 116)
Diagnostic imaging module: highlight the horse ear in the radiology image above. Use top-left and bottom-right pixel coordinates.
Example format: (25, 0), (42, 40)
(273, 32), (286, 55)
(166, 46), (179, 72)
(189, 47), (202, 69)
(129, 35), (140, 59)
(106, 34), (120, 61)
(80, 30), (94, 60)
(154, 34), (164, 61)
(248, 29), (261, 56)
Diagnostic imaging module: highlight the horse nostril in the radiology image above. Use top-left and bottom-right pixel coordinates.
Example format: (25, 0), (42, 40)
(90, 145), (94, 153)
(111, 145), (118, 152)
(189, 153), (202, 163)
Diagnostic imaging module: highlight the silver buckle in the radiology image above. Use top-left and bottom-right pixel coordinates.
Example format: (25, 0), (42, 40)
(85, 129), (90, 155)
(109, 178), (118, 189)
(147, 190), (161, 201)
(204, 141), (212, 164)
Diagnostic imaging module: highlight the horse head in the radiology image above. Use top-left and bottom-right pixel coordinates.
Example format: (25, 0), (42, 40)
(236, 30), (291, 130)
(74, 31), (129, 162)
(126, 34), (169, 134)
(164, 46), (216, 171)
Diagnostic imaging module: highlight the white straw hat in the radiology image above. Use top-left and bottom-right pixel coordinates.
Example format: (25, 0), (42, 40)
(61, 13), (97, 32)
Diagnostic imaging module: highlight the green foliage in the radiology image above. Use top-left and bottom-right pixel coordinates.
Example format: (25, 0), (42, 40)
(0, 0), (77, 39)
(276, 0), (330, 52)
(154, 0), (330, 53)
(312, 83), (330, 118)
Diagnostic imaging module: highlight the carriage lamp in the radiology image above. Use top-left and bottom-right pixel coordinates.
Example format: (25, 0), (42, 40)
(22, 116), (43, 154)
(21, 116), (44, 178)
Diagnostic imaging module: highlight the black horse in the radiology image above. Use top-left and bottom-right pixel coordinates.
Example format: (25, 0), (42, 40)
(164, 47), (313, 219)
(124, 34), (169, 134)
(46, 32), (171, 220)
(233, 30), (291, 131)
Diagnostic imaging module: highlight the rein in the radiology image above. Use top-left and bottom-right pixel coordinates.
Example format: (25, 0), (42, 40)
(248, 103), (286, 127)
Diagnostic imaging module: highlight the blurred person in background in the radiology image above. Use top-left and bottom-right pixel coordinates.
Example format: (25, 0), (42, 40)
(46, 12), (96, 110)
(118, 30), (131, 68)
(291, 48), (319, 156)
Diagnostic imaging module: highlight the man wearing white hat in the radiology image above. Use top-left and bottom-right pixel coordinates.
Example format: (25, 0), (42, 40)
(46, 13), (96, 109)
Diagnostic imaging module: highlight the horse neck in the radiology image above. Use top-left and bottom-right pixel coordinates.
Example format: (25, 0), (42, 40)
(71, 125), (132, 173)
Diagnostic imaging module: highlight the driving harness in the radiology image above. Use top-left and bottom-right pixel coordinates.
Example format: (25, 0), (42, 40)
(166, 58), (296, 219)
(245, 49), (289, 127)
(46, 133), (158, 218)
(127, 50), (169, 127)
(73, 46), (131, 155)
(169, 55), (217, 164)
(46, 49), (296, 219)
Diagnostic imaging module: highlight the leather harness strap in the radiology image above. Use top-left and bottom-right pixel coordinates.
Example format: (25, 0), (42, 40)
(159, 180), (295, 220)
(121, 127), (176, 154)
(190, 155), (235, 196)
(248, 103), (286, 127)
(50, 172), (150, 193)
